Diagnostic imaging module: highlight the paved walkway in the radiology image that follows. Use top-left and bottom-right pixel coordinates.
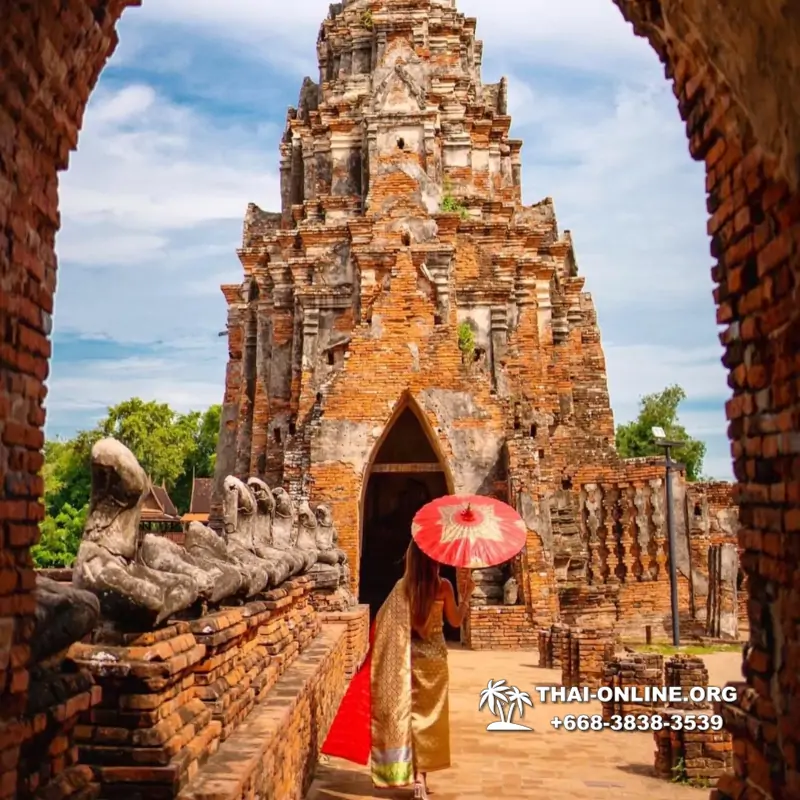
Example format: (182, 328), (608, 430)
(307, 647), (741, 800)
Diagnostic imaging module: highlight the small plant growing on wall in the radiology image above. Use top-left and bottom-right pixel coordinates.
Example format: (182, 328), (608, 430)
(457, 321), (476, 362)
(440, 193), (469, 220)
(361, 10), (374, 29)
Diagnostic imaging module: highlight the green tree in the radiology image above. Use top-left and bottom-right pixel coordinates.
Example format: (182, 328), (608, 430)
(32, 503), (87, 568)
(41, 434), (98, 518)
(171, 404), (221, 512)
(615, 384), (707, 481)
(98, 398), (199, 488)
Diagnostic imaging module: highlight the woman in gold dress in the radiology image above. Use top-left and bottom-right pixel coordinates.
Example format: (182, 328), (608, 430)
(370, 540), (475, 798)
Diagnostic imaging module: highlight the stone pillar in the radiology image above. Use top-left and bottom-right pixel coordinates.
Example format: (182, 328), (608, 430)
(665, 655), (709, 710)
(601, 653), (664, 720)
(649, 479), (668, 579)
(707, 543), (739, 639)
(301, 307), (320, 370)
(633, 485), (653, 580)
(489, 306), (508, 390)
(584, 484), (604, 584)
(602, 485), (620, 583)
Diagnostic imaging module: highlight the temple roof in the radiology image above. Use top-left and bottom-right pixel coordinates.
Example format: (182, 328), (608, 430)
(141, 483), (181, 522)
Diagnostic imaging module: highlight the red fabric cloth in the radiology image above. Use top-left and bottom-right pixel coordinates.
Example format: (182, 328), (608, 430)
(321, 620), (376, 765)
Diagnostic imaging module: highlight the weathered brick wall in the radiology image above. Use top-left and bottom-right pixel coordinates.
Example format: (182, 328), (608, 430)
(601, 653), (665, 719)
(654, 717), (734, 787)
(537, 624), (568, 669)
(177, 624), (348, 800)
(319, 605), (370, 678)
(463, 606), (537, 650)
(686, 481), (742, 623)
(0, 0), (137, 739)
(561, 628), (615, 690)
(613, 3), (800, 795)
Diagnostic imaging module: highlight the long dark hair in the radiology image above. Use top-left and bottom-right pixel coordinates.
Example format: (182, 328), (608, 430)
(404, 539), (440, 632)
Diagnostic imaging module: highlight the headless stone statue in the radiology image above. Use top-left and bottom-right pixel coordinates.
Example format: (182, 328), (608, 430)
(313, 503), (348, 566)
(503, 576), (519, 605)
(32, 576), (100, 664)
(139, 531), (242, 607)
(222, 475), (273, 595)
(247, 477), (297, 585)
(73, 438), (199, 629)
(183, 521), (248, 596)
(297, 500), (340, 590)
(272, 487), (313, 573)
(314, 503), (351, 588)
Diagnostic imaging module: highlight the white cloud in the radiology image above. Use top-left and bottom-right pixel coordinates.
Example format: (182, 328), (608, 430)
(47, 352), (224, 416)
(59, 83), (280, 240)
(131, 0), (652, 76)
(605, 344), (728, 410)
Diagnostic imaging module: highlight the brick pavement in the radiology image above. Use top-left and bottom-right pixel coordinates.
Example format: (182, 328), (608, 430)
(307, 647), (741, 799)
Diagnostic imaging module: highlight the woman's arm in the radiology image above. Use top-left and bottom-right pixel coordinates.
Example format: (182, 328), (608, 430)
(441, 578), (472, 628)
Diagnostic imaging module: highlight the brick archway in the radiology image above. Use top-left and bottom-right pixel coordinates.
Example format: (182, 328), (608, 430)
(1, 2), (799, 797)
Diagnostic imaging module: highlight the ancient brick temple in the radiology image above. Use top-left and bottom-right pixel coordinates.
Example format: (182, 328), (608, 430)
(211, 0), (740, 644)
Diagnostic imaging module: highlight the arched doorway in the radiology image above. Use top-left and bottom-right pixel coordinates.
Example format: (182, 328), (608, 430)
(358, 401), (461, 640)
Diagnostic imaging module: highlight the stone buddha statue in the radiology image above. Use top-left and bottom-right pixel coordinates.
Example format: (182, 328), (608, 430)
(73, 438), (200, 628)
(247, 476), (299, 585)
(271, 487), (312, 574)
(314, 503), (351, 588)
(221, 475), (274, 595)
(296, 500), (340, 590)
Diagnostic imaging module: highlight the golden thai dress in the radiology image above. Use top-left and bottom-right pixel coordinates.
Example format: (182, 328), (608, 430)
(321, 576), (452, 788)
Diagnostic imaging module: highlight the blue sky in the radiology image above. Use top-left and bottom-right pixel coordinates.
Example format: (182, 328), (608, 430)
(48, 0), (732, 480)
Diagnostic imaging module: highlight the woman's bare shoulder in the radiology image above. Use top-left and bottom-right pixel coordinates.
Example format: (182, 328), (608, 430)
(438, 577), (455, 599)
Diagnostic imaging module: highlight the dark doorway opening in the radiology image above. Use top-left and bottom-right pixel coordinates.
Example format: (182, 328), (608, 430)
(359, 406), (460, 641)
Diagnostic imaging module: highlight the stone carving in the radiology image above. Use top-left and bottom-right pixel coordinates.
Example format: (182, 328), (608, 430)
(272, 487), (315, 572)
(585, 485), (601, 543)
(222, 475), (274, 594)
(247, 477), (299, 585)
(634, 486), (654, 581)
(650, 479), (665, 539)
(503, 576), (519, 606)
(471, 567), (505, 604)
(183, 521), (249, 596)
(32, 576), (100, 663)
(297, 500), (341, 590)
(139, 533), (240, 607)
(73, 438), (199, 628)
(634, 487), (650, 550)
(314, 503), (349, 572)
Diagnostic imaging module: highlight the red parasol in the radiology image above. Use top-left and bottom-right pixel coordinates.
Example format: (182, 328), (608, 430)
(410, 494), (527, 569)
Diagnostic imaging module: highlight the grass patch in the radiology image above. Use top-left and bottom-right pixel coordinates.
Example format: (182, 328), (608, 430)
(633, 643), (741, 655)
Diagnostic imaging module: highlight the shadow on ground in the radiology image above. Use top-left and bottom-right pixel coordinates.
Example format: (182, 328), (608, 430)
(313, 766), (407, 799)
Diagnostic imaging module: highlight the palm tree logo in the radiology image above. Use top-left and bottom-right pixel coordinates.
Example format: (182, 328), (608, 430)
(478, 679), (534, 731)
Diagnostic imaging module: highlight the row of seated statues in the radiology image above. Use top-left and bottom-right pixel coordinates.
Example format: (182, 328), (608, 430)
(45, 438), (353, 637)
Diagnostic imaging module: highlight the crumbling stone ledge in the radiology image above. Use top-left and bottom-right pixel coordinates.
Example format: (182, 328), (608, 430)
(320, 604), (369, 678)
(176, 623), (349, 800)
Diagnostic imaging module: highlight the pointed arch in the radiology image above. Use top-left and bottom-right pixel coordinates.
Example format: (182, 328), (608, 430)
(357, 393), (458, 636)
(359, 391), (455, 521)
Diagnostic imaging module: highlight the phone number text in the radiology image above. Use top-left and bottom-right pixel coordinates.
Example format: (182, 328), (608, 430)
(550, 714), (723, 732)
